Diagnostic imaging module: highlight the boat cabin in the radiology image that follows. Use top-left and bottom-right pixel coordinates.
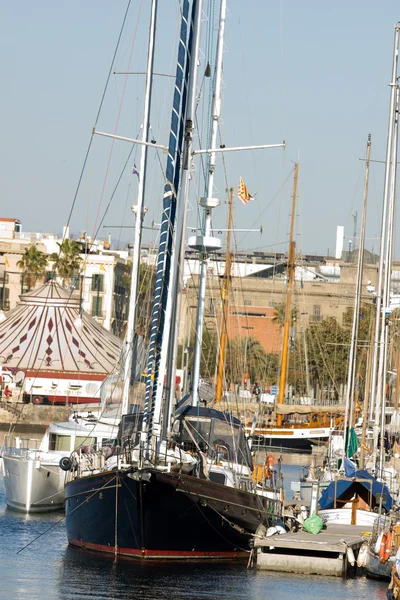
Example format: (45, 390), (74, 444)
(172, 406), (253, 469)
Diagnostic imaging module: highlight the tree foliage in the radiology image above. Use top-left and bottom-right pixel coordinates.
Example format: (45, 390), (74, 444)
(17, 246), (49, 291)
(50, 239), (83, 281)
(286, 303), (375, 396)
(272, 302), (297, 327)
(225, 336), (278, 385)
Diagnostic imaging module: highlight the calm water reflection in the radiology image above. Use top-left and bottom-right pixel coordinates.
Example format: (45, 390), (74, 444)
(0, 470), (389, 600)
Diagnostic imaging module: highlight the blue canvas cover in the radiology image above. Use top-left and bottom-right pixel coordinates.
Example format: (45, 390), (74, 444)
(319, 469), (393, 512)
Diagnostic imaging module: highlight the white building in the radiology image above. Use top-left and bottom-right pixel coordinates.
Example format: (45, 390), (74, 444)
(0, 220), (130, 336)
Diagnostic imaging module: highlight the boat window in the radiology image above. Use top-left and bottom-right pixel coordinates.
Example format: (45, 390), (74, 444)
(239, 479), (252, 492)
(179, 417), (211, 453)
(51, 435), (72, 452)
(74, 436), (96, 450)
(118, 412), (143, 448)
(211, 419), (252, 467)
(209, 471), (226, 485)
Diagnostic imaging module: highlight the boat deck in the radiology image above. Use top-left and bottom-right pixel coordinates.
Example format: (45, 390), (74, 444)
(255, 523), (371, 577)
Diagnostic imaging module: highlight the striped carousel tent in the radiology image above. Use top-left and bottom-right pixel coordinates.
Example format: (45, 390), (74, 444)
(0, 281), (122, 377)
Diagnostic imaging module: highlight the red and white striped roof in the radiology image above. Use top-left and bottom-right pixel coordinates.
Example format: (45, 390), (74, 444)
(0, 281), (121, 375)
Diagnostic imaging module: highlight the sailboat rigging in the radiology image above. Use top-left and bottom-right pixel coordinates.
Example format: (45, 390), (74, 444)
(341, 134), (371, 466)
(63, 0), (287, 560)
(244, 165), (342, 452)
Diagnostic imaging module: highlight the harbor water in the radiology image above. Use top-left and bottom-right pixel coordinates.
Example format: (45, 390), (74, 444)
(0, 468), (389, 600)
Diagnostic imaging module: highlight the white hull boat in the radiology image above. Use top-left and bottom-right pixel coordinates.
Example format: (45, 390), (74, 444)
(2, 415), (118, 513)
(318, 507), (388, 528)
(2, 449), (67, 513)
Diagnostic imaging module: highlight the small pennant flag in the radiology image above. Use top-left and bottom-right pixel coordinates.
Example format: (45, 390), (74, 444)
(5, 257), (9, 267)
(132, 163), (140, 182)
(238, 176), (254, 205)
(100, 264), (106, 273)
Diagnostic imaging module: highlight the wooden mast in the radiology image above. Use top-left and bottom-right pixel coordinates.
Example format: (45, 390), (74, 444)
(276, 163), (298, 427)
(216, 187), (234, 402)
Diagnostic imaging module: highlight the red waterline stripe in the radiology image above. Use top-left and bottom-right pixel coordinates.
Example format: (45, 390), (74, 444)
(69, 540), (247, 559)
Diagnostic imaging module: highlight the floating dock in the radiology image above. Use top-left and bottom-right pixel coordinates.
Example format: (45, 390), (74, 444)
(255, 524), (371, 577)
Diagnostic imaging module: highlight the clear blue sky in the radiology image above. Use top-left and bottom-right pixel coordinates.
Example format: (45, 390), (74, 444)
(1, 1), (399, 256)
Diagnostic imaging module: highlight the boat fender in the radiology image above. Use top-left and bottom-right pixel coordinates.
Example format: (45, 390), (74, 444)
(59, 456), (72, 471)
(264, 455), (274, 478)
(275, 525), (286, 535)
(346, 545), (355, 566)
(356, 541), (369, 568)
(375, 531), (384, 555)
(379, 530), (393, 563)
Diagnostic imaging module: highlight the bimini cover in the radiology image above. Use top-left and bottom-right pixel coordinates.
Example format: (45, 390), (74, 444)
(319, 469), (393, 512)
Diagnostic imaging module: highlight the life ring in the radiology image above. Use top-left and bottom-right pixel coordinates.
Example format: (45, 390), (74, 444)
(379, 530), (393, 563)
(264, 455), (274, 478)
(59, 456), (72, 471)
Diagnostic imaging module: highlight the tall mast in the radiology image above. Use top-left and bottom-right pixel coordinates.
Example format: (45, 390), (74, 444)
(215, 186), (234, 403)
(142, 0), (194, 446)
(341, 134), (371, 462)
(190, 0), (227, 403)
(121, 0), (158, 414)
(376, 85), (400, 476)
(276, 163), (298, 427)
(153, 0), (204, 435)
(369, 25), (400, 423)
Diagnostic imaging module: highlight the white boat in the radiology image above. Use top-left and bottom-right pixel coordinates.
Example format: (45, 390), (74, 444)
(318, 507), (387, 528)
(1, 414), (118, 513)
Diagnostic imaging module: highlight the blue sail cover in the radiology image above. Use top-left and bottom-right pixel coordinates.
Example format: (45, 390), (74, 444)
(319, 469), (393, 512)
(142, 0), (194, 441)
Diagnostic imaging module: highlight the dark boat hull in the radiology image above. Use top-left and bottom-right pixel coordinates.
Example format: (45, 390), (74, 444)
(65, 468), (276, 560)
(252, 435), (326, 453)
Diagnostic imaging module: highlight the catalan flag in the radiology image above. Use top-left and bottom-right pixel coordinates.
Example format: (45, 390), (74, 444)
(238, 176), (254, 205)
(100, 264), (106, 273)
(5, 257), (9, 268)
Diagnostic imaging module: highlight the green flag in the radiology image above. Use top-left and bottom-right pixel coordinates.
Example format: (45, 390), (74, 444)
(345, 426), (358, 459)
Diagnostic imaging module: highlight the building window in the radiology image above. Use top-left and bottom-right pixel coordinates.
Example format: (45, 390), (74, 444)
(92, 296), (103, 317)
(312, 305), (321, 322)
(208, 297), (216, 315)
(244, 299), (252, 306)
(91, 274), (104, 292)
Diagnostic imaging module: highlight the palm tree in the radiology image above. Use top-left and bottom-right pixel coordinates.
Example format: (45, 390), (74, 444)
(272, 302), (297, 327)
(226, 336), (272, 385)
(50, 239), (83, 284)
(17, 246), (49, 291)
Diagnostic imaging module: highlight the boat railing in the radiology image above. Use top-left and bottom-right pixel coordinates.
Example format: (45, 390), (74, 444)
(3, 441), (42, 459)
